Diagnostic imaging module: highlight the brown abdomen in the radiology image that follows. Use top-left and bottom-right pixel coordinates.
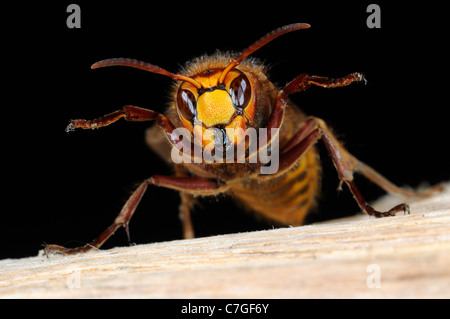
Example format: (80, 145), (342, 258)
(231, 147), (320, 226)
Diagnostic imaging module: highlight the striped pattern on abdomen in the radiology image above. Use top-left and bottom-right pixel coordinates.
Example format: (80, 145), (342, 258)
(231, 148), (321, 226)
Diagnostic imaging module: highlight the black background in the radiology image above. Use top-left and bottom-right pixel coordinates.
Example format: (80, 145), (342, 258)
(2, 1), (448, 259)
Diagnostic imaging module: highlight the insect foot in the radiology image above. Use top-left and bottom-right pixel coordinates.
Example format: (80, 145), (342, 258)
(65, 122), (74, 133)
(366, 203), (410, 218)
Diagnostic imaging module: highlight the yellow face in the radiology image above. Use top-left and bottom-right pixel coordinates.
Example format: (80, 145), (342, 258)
(176, 69), (255, 152)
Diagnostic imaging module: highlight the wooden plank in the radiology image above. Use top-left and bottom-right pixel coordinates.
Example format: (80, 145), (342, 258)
(0, 183), (449, 298)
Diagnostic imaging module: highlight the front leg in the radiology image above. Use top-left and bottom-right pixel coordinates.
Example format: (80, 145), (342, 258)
(44, 175), (228, 255)
(267, 72), (365, 132)
(66, 105), (193, 154)
(66, 105), (159, 131)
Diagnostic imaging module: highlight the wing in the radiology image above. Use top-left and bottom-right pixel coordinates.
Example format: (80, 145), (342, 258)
(145, 123), (173, 163)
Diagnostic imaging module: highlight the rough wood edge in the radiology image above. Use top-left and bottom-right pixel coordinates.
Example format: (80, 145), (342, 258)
(1, 183), (449, 298)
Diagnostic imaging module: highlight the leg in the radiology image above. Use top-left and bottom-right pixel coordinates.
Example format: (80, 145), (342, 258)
(354, 160), (443, 198)
(267, 72), (365, 132)
(67, 104), (206, 163)
(44, 175), (228, 255)
(66, 105), (160, 131)
(272, 72), (436, 198)
(275, 116), (414, 218)
(263, 72), (420, 217)
(173, 166), (199, 239)
(66, 105), (194, 152)
(179, 192), (198, 239)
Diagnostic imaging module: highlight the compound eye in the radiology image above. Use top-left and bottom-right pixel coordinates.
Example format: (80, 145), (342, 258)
(177, 89), (197, 120)
(229, 74), (251, 108)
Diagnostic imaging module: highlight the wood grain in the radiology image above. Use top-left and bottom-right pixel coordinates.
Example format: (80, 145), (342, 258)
(1, 183), (449, 298)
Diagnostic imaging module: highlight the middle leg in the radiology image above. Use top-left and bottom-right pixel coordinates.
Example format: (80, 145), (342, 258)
(276, 116), (415, 218)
